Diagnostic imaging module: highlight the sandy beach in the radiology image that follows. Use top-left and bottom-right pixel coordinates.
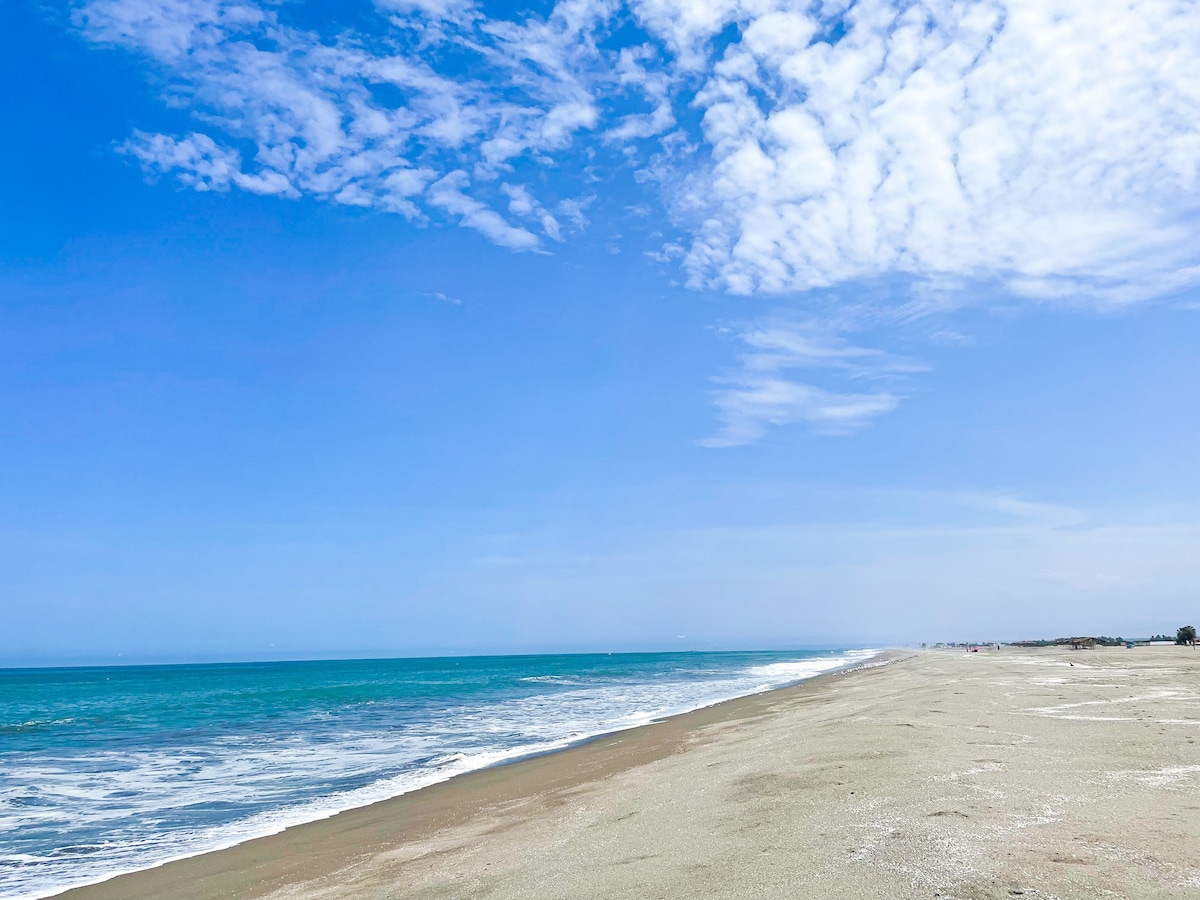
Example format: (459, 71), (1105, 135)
(58, 647), (1200, 900)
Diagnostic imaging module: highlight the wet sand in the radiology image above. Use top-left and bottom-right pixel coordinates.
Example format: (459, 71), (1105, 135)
(59, 647), (1200, 899)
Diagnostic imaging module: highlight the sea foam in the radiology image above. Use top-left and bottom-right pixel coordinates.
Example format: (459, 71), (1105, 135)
(0, 649), (876, 899)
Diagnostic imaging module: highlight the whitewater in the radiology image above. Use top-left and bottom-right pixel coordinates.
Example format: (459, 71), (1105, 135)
(0, 649), (876, 899)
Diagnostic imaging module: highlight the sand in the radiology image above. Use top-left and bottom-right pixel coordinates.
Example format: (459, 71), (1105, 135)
(58, 646), (1200, 900)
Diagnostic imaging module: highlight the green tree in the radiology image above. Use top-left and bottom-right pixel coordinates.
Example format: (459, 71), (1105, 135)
(1176, 625), (1197, 646)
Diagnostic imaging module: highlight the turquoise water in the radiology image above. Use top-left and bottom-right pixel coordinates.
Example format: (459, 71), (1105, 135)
(0, 649), (874, 898)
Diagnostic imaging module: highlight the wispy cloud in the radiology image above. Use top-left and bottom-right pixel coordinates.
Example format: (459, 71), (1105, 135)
(72, 0), (1200, 303)
(951, 491), (1088, 529)
(76, 0), (624, 250)
(428, 172), (542, 249)
(67, 0), (1200, 446)
(702, 321), (919, 446)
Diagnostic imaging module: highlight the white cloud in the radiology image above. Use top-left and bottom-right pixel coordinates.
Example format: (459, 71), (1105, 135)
(77, 0), (1200, 302)
(77, 0), (265, 61)
(78, 0), (615, 252)
(736, 322), (924, 375)
(428, 172), (541, 250)
(671, 0), (1200, 303)
(376, 0), (477, 24)
(605, 45), (676, 142)
(704, 377), (899, 446)
(71, 0), (1200, 443)
(556, 197), (594, 229)
(502, 184), (566, 241)
(703, 321), (913, 445)
(119, 130), (243, 192)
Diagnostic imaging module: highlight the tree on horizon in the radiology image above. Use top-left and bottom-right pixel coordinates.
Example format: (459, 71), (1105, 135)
(1176, 625), (1197, 647)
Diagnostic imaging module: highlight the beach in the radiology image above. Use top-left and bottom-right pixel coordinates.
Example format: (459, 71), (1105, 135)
(58, 647), (1200, 900)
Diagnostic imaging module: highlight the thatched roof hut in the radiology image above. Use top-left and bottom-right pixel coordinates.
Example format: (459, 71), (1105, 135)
(1055, 637), (1096, 650)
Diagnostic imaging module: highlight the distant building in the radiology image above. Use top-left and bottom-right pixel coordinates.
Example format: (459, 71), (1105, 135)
(1054, 637), (1095, 650)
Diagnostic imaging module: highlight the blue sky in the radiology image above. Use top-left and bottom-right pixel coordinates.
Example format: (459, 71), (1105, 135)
(4, 0), (1200, 664)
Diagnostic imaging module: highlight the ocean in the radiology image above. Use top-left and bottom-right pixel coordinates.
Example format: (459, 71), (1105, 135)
(0, 648), (875, 899)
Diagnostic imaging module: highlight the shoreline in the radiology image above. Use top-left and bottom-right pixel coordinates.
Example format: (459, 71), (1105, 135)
(56, 646), (1200, 899)
(45, 648), (895, 900)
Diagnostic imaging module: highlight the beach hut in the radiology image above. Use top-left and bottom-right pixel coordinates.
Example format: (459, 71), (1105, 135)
(1055, 637), (1095, 650)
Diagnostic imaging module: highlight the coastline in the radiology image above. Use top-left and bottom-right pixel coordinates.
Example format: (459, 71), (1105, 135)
(45, 649), (892, 900)
(56, 646), (1200, 899)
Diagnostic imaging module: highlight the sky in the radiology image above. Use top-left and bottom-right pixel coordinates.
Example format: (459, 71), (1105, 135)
(3, 0), (1200, 664)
